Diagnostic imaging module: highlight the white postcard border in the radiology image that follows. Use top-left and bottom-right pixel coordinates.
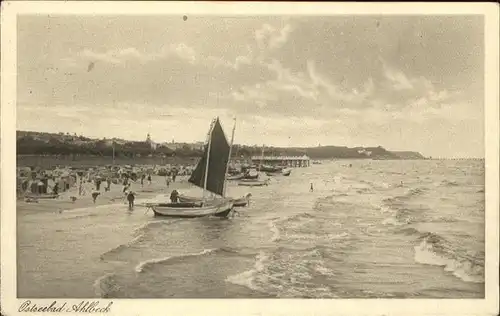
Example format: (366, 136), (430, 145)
(1, 2), (499, 316)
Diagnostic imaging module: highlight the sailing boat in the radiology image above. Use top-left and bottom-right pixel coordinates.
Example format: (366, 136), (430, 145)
(177, 118), (252, 207)
(147, 118), (234, 218)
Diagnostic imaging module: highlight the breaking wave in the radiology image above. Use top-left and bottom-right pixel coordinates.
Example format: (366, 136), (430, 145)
(414, 232), (484, 283)
(99, 234), (145, 261)
(225, 246), (338, 298)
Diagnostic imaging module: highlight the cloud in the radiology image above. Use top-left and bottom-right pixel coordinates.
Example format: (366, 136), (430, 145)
(222, 58), (376, 120)
(206, 51), (253, 70)
(16, 16), (484, 157)
(75, 43), (198, 66)
(307, 60), (374, 103)
(382, 62), (414, 90)
(255, 23), (293, 51)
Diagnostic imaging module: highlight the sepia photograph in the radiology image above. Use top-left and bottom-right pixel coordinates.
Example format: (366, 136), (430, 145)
(1, 1), (499, 316)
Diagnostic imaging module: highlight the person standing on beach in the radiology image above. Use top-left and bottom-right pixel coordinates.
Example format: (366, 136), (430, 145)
(106, 177), (111, 191)
(165, 175), (170, 187)
(127, 191), (136, 209)
(91, 191), (100, 204)
(147, 174), (152, 185)
(310, 183), (314, 192)
(52, 182), (59, 195)
(141, 174), (146, 187)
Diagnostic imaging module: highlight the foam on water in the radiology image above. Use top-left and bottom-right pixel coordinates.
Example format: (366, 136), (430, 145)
(414, 239), (484, 283)
(135, 248), (218, 273)
(225, 250), (270, 293)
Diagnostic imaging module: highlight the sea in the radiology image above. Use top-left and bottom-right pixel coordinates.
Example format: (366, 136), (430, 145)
(17, 159), (485, 298)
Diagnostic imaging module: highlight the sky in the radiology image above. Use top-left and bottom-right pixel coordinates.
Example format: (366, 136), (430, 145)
(17, 15), (485, 158)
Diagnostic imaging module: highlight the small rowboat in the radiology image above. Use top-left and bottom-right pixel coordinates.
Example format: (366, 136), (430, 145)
(238, 179), (268, 187)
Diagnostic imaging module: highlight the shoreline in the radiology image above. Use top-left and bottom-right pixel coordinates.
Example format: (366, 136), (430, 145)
(17, 176), (192, 215)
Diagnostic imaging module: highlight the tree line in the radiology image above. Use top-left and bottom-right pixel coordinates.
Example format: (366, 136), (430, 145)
(16, 136), (203, 158)
(16, 135), (413, 159)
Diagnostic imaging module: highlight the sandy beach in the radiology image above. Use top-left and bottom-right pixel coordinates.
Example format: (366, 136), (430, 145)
(17, 175), (192, 216)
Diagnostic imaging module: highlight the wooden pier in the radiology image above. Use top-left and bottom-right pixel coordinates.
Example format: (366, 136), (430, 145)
(251, 155), (311, 167)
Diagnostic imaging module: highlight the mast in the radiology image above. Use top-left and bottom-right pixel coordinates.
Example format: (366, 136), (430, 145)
(203, 118), (216, 199)
(223, 117), (236, 198)
(112, 140), (115, 166)
(260, 144), (265, 170)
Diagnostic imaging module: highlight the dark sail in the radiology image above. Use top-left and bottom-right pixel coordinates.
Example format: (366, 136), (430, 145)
(188, 118), (230, 196)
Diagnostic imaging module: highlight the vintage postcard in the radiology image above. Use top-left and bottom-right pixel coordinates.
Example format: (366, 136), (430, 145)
(1, 1), (499, 316)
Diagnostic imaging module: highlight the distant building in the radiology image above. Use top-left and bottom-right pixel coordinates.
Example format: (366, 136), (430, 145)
(145, 133), (158, 150)
(357, 148), (372, 157)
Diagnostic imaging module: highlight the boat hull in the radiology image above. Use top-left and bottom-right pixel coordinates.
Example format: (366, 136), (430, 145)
(232, 198), (248, 207)
(238, 181), (268, 187)
(179, 194), (249, 207)
(149, 200), (234, 218)
(227, 174), (244, 180)
(242, 174), (259, 180)
(24, 194), (59, 200)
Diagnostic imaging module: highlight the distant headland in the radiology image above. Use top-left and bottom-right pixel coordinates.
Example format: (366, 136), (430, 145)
(16, 130), (427, 162)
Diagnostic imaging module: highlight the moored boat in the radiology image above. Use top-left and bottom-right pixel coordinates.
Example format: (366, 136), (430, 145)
(242, 168), (259, 180)
(281, 168), (291, 176)
(24, 193), (59, 200)
(238, 179), (269, 187)
(258, 164), (282, 173)
(147, 199), (234, 218)
(227, 173), (244, 180)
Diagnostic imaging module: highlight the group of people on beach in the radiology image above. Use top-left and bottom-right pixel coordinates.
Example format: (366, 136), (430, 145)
(88, 171), (180, 209)
(140, 174), (152, 187)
